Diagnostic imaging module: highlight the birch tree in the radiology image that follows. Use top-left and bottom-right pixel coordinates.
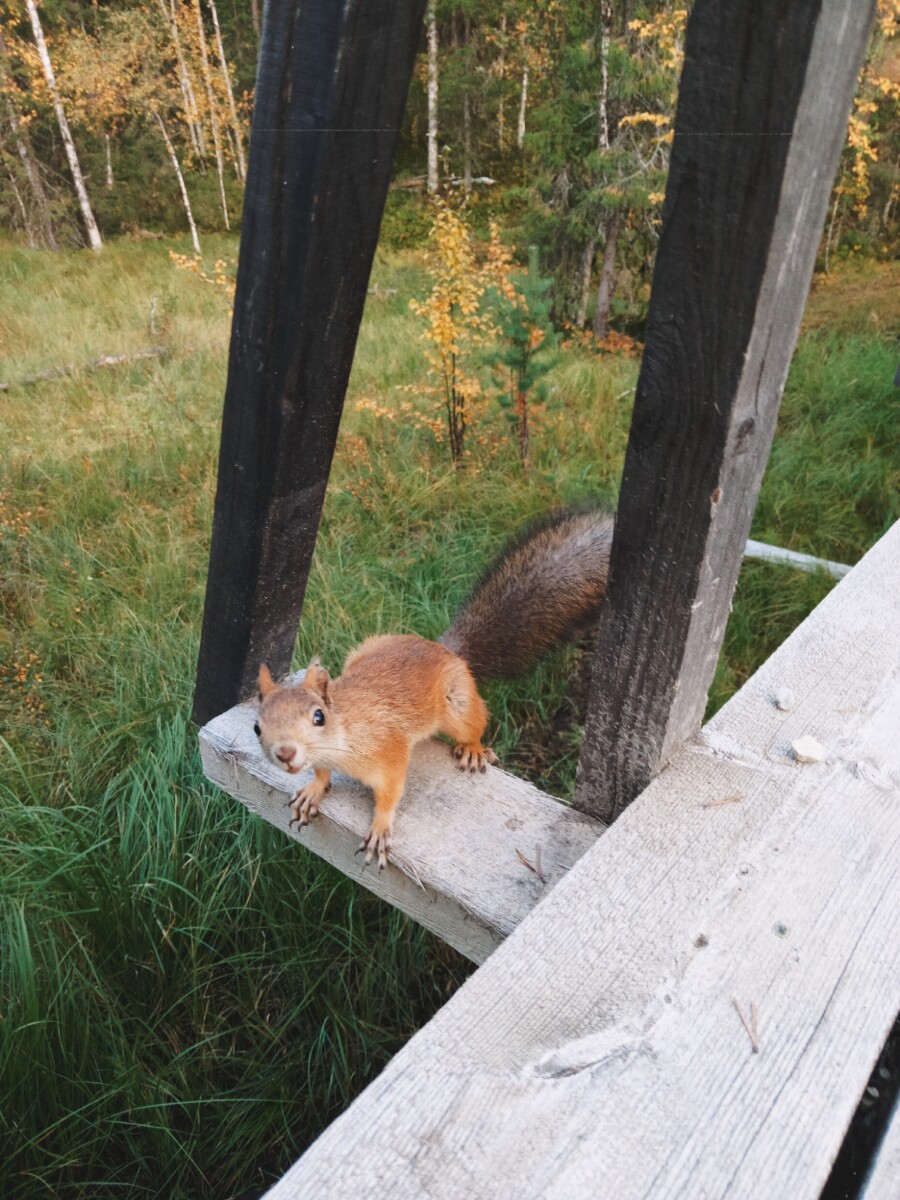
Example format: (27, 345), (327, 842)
(0, 26), (57, 247)
(24, 0), (101, 251)
(426, 0), (438, 193)
(57, 7), (203, 250)
(207, 0), (246, 181)
(192, 0), (229, 228)
(157, 0), (206, 160)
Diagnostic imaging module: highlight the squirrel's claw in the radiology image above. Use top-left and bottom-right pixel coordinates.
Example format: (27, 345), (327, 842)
(288, 779), (329, 829)
(357, 825), (391, 870)
(453, 743), (498, 774)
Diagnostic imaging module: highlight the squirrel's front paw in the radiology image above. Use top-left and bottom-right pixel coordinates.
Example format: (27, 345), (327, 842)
(356, 816), (393, 870)
(288, 777), (330, 827)
(453, 742), (499, 774)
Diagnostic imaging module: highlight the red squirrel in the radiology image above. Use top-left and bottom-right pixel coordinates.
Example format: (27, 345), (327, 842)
(255, 507), (614, 868)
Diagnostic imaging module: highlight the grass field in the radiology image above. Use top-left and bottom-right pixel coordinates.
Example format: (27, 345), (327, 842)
(1, 235), (897, 1198)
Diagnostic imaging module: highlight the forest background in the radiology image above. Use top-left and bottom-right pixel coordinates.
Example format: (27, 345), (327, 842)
(1, 2), (899, 1198)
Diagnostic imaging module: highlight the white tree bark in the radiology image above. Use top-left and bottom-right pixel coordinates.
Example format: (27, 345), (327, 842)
(590, 0), (615, 334)
(193, 0), (229, 228)
(426, 0), (439, 193)
(598, 0), (611, 153)
(462, 14), (472, 192)
(207, 0), (246, 181)
(497, 12), (506, 149)
(25, 0), (101, 251)
(2, 100), (57, 248)
(0, 26), (57, 247)
(517, 65), (528, 150)
(4, 160), (34, 245)
(158, 0), (205, 160)
(153, 109), (201, 254)
(104, 133), (113, 188)
(575, 241), (595, 328)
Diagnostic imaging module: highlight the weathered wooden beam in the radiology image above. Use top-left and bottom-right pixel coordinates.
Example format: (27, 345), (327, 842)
(192, 0), (428, 726)
(200, 712), (603, 963)
(262, 518), (900, 1200)
(862, 1095), (900, 1200)
(575, 0), (876, 822)
(199, 674), (604, 963)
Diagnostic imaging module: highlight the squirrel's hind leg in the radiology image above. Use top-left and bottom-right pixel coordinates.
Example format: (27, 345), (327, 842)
(440, 664), (499, 774)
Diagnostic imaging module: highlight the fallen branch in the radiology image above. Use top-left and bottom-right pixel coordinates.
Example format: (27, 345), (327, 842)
(0, 346), (168, 391)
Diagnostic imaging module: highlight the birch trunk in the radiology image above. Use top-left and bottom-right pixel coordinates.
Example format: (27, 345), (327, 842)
(4, 160), (34, 246)
(193, 0), (229, 228)
(599, 0), (611, 152)
(517, 65), (528, 149)
(426, 0), (438, 193)
(207, 0), (246, 181)
(497, 12), (506, 149)
(104, 133), (113, 188)
(153, 110), (201, 254)
(462, 14), (472, 192)
(0, 27), (56, 248)
(25, 0), (101, 251)
(592, 210), (621, 339)
(462, 92), (472, 193)
(1, 103), (57, 248)
(576, 241), (596, 328)
(584, 0), (613, 332)
(159, 0), (205, 160)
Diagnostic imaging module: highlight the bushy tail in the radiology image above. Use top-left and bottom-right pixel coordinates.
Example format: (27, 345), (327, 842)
(440, 506), (614, 681)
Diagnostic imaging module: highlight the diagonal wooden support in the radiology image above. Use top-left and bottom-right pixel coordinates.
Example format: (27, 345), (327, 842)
(192, 0), (428, 726)
(575, 0), (876, 824)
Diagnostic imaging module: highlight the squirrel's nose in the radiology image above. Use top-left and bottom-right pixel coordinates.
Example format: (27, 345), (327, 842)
(275, 746), (295, 765)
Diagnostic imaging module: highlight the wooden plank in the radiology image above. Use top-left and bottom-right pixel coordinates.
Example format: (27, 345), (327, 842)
(862, 1096), (900, 1200)
(264, 518), (900, 1200)
(575, 0), (876, 822)
(192, 0), (428, 726)
(199, 676), (604, 963)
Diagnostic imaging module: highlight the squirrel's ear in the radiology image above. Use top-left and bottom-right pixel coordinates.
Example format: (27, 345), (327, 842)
(258, 664), (278, 700)
(305, 658), (330, 702)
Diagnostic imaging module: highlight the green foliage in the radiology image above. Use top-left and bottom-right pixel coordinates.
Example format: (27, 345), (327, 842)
(483, 243), (558, 463)
(377, 189), (434, 250)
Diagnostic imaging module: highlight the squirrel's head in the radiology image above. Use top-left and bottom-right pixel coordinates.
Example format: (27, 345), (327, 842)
(255, 660), (333, 774)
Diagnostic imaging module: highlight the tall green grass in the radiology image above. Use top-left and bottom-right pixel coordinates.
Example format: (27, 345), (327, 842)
(0, 240), (896, 1197)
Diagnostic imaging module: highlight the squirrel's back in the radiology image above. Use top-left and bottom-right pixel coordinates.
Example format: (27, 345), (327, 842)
(440, 506), (614, 681)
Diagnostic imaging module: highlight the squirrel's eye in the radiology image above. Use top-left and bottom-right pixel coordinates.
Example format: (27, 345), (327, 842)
(312, 709), (325, 727)
(253, 722), (261, 737)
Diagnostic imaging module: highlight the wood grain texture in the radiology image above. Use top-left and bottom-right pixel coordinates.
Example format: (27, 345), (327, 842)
(192, 0), (428, 725)
(576, 0), (876, 822)
(264, 519), (900, 1199)
(862, 1098), (900, 1200)
(199, 674), (604, 963)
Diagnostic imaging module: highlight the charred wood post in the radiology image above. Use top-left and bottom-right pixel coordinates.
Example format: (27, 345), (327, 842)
(193, 0), (428, 725)
(575, 0), (876, 823)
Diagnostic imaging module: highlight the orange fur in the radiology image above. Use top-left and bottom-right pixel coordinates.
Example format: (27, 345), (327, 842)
(255, 636), (496, 868)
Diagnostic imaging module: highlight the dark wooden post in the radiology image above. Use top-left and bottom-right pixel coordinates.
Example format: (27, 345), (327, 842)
(575, 0), (875, 823)
(192, 0), (428, 725)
